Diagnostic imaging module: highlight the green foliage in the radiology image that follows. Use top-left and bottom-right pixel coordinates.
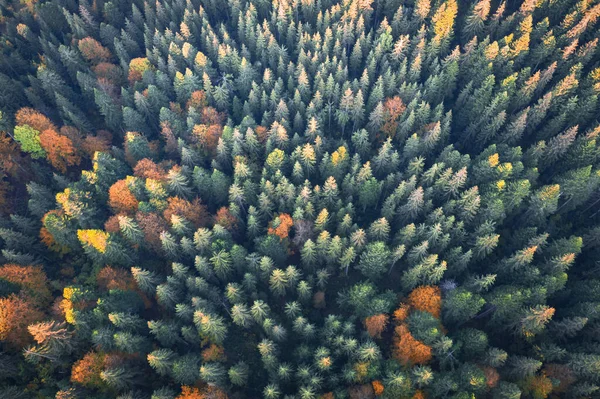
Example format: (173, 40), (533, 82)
(14, 125), (45, 159)
(2, 0), (600, 397)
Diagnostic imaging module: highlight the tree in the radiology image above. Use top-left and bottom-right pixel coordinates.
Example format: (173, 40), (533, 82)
(407, 286), (442, 318)
(380, 96), (406, 139)
(109, 179), (139, 214)
(0, 294), (44, 348)
(392, 324), (432, 366)
(14, 125), (45, 159)
(163, 197), (209, 229)
(443, 288), (485, 325)
(268, 213), (293, 239)
(78, 38), (111, 64)
(364, 314), (389, 339)
(0, 264), (51, 306)
(71, 351), (106, 388)
(356, 242), (391, 280)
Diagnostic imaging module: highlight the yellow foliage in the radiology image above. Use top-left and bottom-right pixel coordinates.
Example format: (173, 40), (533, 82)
(488, 153), (499, 167)
(432, 0), (458, 41)
(331, 146), (348, 166)
(77, 229), (109, 253)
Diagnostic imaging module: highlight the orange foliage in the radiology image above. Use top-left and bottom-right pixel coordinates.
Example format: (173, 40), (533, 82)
(193, 124), (222, 153)
(0, 264), (51, 305)
(39, 129), (81, 173)
(71, 351), (106, 388)
(164, 197), (209, 229)
(214, 207), (239, 233)
(393, 303), (411, 322)
(381, 96), (406, 139)
(78, 37), (111, 64)
(109, 179), (138, 214)
(187, 90), (208, 110)
(97, 266), (136, 291)
(268, 213), (293, 239)
(136, 212), (169, 252)
(407, 286), (442, 318)
(177, 386), (228, 399)
(412, 390), (426, 399)
(15, 107), (57, 132)
(392, 324), (432, 366)
(178, 386), (204, 399)
(372, 380), (384, 396)
(134, 158), (166, 181)
(320, 394), (334, 399)
(255, 125), (268, 143)
(364, 314), (389, 339)
(202, 344), (226, 362)
(522, 374), (553, 399)
(0, 294), (44, 348)
(481, 366), (500, 388)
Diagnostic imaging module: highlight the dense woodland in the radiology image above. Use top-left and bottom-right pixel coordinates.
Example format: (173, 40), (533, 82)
(0, 0), (600, 397)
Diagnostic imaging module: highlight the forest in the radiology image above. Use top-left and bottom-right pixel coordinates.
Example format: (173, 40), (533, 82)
(1, 0), (600, 397)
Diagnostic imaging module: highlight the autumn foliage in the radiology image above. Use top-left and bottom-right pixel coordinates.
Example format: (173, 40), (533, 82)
(0, 264), (51, 306)
(364, 314), (389, 339)
(372, 380), (384, 396)
(392, 324), (432, 366)
(0, 294), (44, 348)
(109, 179), (139, 214)
(136, 212), (169, 252)
(39, 129), (81, 173)
(389, 286), (445, 366)
(214, 207), (239, 233)
(97, 266), (136, 291)
(81, 131), (112, 157)
(128, 57), (152, 83)
(15, 107), (57, 132)
(202, 344), (226, 362)
(380, 96), (406, 139)
(348, 384), (375, 399)
(187, 90), (208, 110)
(193, 123), (222, 153)
(77, 229), (109, 253)
(71, 351), (106, 388)
(164, 197), (209, 228)
(543, 364), (576, 393)
(521, 374), (554, 399)
(134, 158), (166, 181)
(78, 37), (111, 64)
(268, 213), (293, 239)
(177, 385), (228, 399)
(392, 303), (411, 322)
(407, 285), (442, 318)
(0, 131), (24, 178)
